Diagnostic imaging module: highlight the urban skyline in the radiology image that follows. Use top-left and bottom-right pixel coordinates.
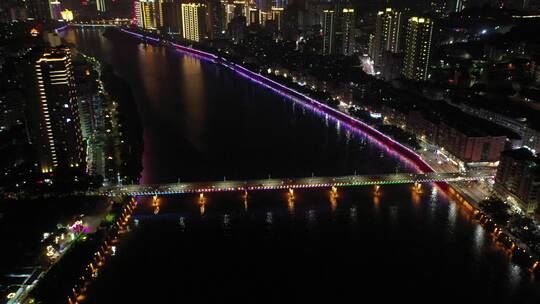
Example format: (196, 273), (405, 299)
(1, 0), (540, 303)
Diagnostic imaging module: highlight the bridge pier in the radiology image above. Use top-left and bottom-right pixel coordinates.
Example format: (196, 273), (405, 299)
(331, 186), (338, 196)
(287, 188), (295, 215)
(288, 188), (294, 197)
(329, 186), (339, 212)
(413, 182), (422, 193)
(199, 193), (206, 216)
(374, 185), (381, 196)
(152, 195), (160, 215)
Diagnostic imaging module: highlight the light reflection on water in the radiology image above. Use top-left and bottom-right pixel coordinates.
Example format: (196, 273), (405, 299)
(306, 209), (317, 226)
(349, 205), (358, 224)
(86, 186), (540, 303)
(265, 212), (273, 225)
(448, 200), (458, 234)
(473, 224), (485, 259)
(287, 195), (295, 216)
(509, 263), (523, 292)
(61, 29), (540, 304)
(329, 190), (338, 213)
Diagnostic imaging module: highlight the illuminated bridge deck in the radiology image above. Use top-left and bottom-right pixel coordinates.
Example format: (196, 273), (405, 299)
(103, 172), (492, 196)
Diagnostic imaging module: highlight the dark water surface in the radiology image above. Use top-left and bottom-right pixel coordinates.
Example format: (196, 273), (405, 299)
(62, 28), (540, 303)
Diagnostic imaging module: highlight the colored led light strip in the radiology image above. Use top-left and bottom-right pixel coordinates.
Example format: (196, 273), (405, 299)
(54, 24), (69, 33)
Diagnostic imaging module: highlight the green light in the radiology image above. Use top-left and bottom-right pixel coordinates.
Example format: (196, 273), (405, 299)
(105, 213), (116, 223)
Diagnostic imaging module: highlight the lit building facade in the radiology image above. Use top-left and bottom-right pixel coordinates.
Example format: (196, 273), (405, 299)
(341, 8), (355, 56)
(495, 148), (540, 214)
(223, 1), (236, 26)
(31, 48), (84, 173)
(259, 10), (270, 26)
(249, 7), (259, 25)
(61, 9), (74, 21)
(97, 0), (107, 12)
(270, 7), (284, 31)
(402, 17), (434, 81)
(453, 0), (466, 12)
(135, 0), (159, 29)
(181, 3), (208, 42)
(370, 8), (402, 69)
(50, 1), (62, 20)
(322, 9), (335, 55)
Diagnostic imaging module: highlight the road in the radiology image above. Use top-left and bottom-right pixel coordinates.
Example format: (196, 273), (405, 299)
(416, 140), (494, 203)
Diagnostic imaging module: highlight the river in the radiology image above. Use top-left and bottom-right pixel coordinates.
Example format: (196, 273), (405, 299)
(61, 28), (540, 303)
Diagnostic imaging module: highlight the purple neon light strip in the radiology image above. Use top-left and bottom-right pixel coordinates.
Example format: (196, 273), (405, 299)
(230, 68), (417, 170)
(227, 63), (435, 174)
(54, 24), (69, 33)
(120, 29), (217, 61)
(170, 42), (218, 59)
(120, 28), (158, 43)
(232, 64), (435, 172)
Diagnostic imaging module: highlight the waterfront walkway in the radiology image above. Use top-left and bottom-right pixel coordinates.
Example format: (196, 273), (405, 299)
(102, 171), (491, 196)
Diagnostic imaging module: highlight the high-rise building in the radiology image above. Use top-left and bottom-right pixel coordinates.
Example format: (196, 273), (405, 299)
(402, 16), (434, 81)
(135, 0), (159, 29)
(208, 0), (225, 38)
(26, 0), (51, 21)
(181, 3), (208, 42)
(248, 6), (259, 25)
(0, 91), (26, 132)
(341, 8), (355, 56)
(50, 1), (62, 19)
(219, 0), (261, 28)
(232, 0), (247, 21)
(322, 5), (356, 56)
(270, 7), (284, 31)
(159, 0), (183, 33)
(370, 8), (403, 69)
(495, 148), (540, 214)
(228, 15), (246, 43)
(61, 9), (74, 21)
(223, 1), (236, 26)
(432, 0), (467, 14)
(453, 0), (466, 12)
(97, 0), (107, 12)
(368, 33), (374, 58)
(322, 9), (335, 55)
(29, 48), (84, 173)
(257, 0), (272, 12)
(272, 0), (288, 8)
(381, 51), (404, 80)
(259, 10), (270, 26)
(282, 2), (304, 40)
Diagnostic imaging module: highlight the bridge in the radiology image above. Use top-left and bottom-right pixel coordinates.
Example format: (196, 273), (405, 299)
(69, 19), (132, 27)
(102, 171), (492, 196)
